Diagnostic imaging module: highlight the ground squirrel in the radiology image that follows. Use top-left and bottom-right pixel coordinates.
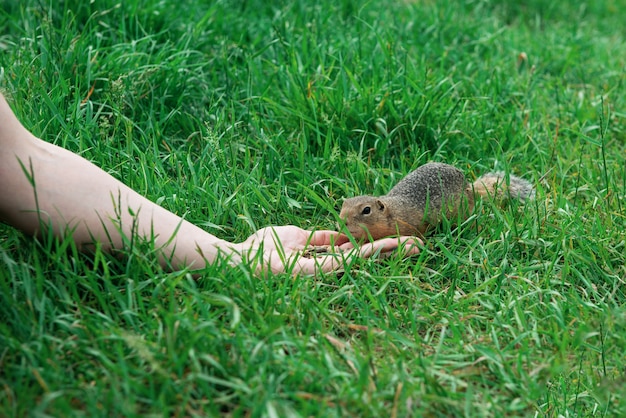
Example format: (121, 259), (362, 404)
(339, 162), (535, 241)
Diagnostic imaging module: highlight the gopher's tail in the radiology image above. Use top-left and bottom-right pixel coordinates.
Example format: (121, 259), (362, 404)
(471, 172), (535, 202)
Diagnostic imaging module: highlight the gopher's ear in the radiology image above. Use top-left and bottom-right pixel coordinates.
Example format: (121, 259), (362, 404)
(375, 199), (386, 211)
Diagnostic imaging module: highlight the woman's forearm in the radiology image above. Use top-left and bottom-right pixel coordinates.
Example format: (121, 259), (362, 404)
(0, 94), (230, 270)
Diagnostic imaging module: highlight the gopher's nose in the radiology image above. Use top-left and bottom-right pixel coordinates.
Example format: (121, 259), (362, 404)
(337, 208), (347, 229)
(336, 216), (346, 232)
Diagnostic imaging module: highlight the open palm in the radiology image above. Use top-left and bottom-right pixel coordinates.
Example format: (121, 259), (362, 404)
(240, 225), (422, 275)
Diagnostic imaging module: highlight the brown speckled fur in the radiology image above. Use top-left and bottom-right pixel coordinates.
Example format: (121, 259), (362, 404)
(339, 162), (534, 241)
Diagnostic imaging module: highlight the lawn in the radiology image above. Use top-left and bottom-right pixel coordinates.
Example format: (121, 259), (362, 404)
(1, 0), (625, 416)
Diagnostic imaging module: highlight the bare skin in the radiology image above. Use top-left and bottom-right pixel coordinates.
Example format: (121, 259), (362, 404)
(0, 93), (422, 275)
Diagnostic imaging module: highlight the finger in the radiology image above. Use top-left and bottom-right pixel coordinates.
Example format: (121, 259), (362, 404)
(291, 252), (345, 275)
(353, 236), (423, 258)
(337, 235), (422, 250)
(395, 236), (423, 255)
(260, 247), (344, 276)
(307, 230), (350, 246)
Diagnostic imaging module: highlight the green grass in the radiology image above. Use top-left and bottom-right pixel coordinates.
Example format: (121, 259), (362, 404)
(1, 0), (626, 416)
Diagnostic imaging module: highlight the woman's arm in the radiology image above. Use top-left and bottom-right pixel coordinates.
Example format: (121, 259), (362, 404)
(0, 93), (421, 274)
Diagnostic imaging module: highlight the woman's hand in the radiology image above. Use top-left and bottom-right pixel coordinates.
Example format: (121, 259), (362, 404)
(236, 225), (422, 276)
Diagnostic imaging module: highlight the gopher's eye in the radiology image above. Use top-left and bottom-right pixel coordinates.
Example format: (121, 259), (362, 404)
(361, 206), (371, 215)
